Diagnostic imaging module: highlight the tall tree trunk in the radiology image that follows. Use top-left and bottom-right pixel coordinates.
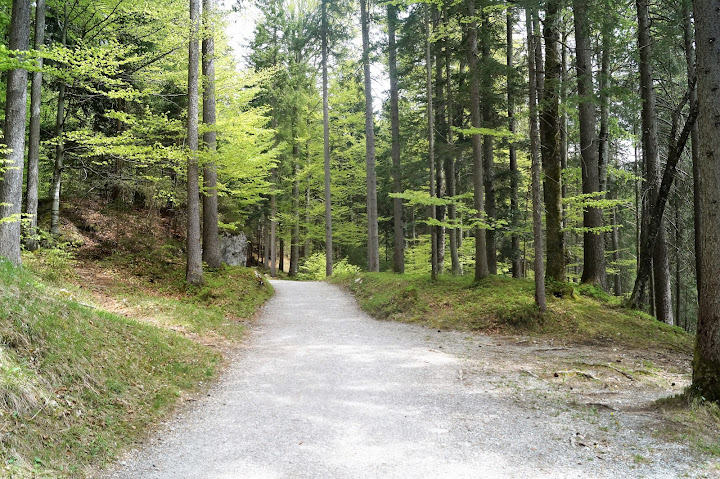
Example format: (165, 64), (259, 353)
(481, 13), (497, 275)
(263, 215), (270, 267)
(360, 0), (379, 272)
(573, 0), (606, 287)
(636, 0), (673, 324)
(599, 26), (620, 293)
(446, 5), (460, 276)
(682, 1), (701, 301)
(628, 95), (697, 313)
(527, 7), (546, 311)
(467, 0), (488, 281)
(508, 6), (521, 279)
(598, 28), (611, 194)
(186, 0), (203, 285)
(612, 204), (622, 295)
(24, 0), (45, 252)
(388, 4), (404, 274)
(434, 9), (446, 275)
(50, 21), (67, 238)
(280, 237), (285, 272)
(322, 0), (333, 277)
(675, 197), (682, 326)
(426, 5), (438, 280)
(540, 0), (565, 282)
(202, 0), (221, 269)
(290, 143), (300, 276)
(305, 137), (312, 258)
(691, 0), (720, 401)
(270, 168), (277, 277)
(0, 0), (30, 265)
(560, 30), (568, 218)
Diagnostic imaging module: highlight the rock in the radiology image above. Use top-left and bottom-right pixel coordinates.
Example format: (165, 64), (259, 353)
(220, 232), (247, 266)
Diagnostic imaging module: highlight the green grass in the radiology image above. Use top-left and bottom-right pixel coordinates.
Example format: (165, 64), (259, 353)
(95, 259), (274, 342)
(655, 392), (720, 457)
(0, 201), (273, 476)
(331, 272), (692, 352)
(2, 241), (273, 477)
(0, 260), (222, 477)
(24, 238), (274, 343)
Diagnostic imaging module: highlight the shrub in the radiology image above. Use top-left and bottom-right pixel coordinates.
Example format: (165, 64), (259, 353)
(297, 253), (361, 280)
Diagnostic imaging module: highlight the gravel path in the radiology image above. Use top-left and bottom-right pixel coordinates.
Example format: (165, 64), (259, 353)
(99, 280), (705, 479)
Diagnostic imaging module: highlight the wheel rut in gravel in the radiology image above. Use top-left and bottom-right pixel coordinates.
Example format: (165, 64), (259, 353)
(100, 280), (703, 478)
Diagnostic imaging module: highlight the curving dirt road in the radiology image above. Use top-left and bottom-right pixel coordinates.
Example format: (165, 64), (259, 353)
(99, 280), (706, 478)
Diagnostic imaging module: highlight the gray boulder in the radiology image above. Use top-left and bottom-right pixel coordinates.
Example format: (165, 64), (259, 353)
(220, 232), (247, 266)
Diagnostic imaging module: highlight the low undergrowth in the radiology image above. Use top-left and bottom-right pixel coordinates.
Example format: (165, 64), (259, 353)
(0, 260), (219, 477)
(655, 392), (720, 460)
(331, 272), (692, 352)
(0, 201), (274, 477)
(90, 249), (273, 341)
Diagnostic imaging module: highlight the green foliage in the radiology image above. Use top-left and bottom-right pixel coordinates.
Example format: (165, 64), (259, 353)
(297, 252), (361, 280)
(23, 244), (76, 283)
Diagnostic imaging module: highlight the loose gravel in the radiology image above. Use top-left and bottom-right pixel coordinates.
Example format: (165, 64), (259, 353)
(98, 280), (710, 479)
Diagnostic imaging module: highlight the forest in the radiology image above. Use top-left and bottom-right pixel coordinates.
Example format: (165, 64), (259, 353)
(1, 0), (720, 461)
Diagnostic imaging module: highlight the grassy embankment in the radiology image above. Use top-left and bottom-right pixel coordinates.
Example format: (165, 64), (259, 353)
(0, 205), (272, 477)
(332, 272), (689, 350)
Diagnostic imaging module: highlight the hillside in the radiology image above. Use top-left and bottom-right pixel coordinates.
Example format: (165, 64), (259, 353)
(331, 273), (691, 351)
(0, 202), (273, 477)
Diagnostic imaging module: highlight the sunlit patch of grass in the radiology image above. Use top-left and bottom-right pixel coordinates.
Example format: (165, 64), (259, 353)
(331, 272), (693, 352)
(655, 392), (720, 457)
(0, 260), (219, 477)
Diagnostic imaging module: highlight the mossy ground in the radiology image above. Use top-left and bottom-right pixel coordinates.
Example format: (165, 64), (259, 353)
(332, 273), (691, 352)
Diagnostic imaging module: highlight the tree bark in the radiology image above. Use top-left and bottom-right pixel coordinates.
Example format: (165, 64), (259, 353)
(426, 5), (438, 280)
(270, 168), (277, 277)
(628, 102), (697, 311)
(50, 20), (68, 238)
(290, 143), (300, 276)
(467, 0), (488, 281)
(434, 8), (445, 276)
(573, 0), (606, 287)
(691, 0), (720, 401)
(481, 13), (497, 276)
(540, 0), (565, 282)
(202, 0), (221, 269)
(612, 204), (622, 295)
(527, 7), (546, 311)
(388, 4), (404, 274)
(598, 27), (611, 195)
(24, 0), (45, 252)
(186, 0), (204, 285)
(360, 0), (379, 272)
(0, 0), (30, 265)
(675, 198), (682, 325)
(508, 6), (521, 279)
(279, 237), (285, 272)
(321, 0), (333, 277)
(263, 215), (270, 267)
(636, 0), (673, 324)
(446, 5), (460, 276)
(682, 1), (701, 301)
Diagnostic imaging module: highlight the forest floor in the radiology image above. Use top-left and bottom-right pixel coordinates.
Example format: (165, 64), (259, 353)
(0, 200), (272, 477)
(99, 280), (718, 478)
